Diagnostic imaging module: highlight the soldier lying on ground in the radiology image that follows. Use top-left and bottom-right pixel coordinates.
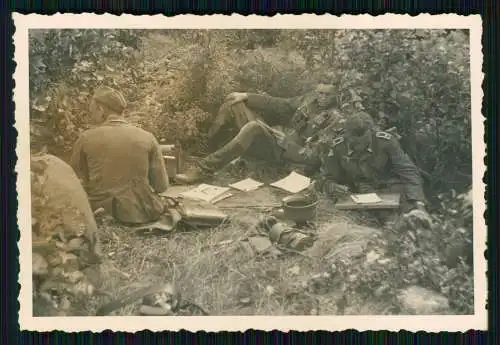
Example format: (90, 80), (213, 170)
(71, 86), (170, 225)
(175, 84), (347, 184)
(317, 111), (432, 226)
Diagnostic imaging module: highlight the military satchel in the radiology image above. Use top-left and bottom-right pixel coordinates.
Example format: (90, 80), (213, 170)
(175, 199), (229, 228)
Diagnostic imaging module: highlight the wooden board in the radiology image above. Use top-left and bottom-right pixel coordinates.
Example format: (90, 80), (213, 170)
(334, 193), (400, 210)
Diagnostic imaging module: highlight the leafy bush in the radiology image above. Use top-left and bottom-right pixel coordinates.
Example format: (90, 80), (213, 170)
(30, 29), (144, 156)
(331, 189), (474, 314)
(329, 30), (472, 195)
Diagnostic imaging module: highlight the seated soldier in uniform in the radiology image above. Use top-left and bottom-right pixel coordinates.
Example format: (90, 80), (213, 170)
(318, 111), (431, 225)
(175, 84), (347, 184)
(70, 86), (169, 225)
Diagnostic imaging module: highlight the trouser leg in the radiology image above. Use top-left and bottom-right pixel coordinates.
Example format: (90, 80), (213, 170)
(227, 102), (284, 162)
(200, 120), (279, 172)
(176, 106), (281, 184)
(229, 102), (258, 130)
(209, 101), (320, 173)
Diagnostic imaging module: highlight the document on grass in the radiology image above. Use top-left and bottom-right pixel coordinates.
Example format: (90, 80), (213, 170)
(179, 183), (232, 204)
(351, 193), (382, 204)
(229, 178), (264, 192)
(270, 171), (311, 194)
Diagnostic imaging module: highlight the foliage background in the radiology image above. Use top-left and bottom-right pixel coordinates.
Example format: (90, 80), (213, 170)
(29, 29), (474, 315)
(29, 29), (471, 199)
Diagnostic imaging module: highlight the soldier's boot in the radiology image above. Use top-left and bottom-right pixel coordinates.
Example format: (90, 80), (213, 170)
(174, 165), (212, 185)
(175, 135), (252, 185)
(175, 144), (246, 184)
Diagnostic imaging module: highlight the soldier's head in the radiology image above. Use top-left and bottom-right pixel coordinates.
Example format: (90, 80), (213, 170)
(315, 84), (336, 108)
(89, 86), (127, 124)
(343, 111), (375, 153)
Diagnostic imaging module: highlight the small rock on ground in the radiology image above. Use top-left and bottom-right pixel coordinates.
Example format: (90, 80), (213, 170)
(397, 285), (450, 314)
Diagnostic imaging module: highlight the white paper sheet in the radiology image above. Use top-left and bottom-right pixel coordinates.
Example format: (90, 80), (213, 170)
(270, 171), (311, 194)
(229, 178), (264, 192)
(350, 193), (382, 204)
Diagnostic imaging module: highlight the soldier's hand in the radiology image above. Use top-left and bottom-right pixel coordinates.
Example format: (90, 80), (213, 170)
(403, 208), (432, 229)
(225, 92), (248, 105)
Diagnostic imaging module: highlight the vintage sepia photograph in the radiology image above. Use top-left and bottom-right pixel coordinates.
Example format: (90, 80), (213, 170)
(15, 14), (486, 332)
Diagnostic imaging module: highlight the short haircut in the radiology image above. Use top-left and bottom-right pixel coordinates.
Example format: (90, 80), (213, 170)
(344, 111), (375, 136)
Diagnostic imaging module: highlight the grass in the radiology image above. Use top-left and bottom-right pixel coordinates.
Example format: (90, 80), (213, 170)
(35, 160), (466, 317)
(89, 177), (388, 316)
(53, 162), (471, 317)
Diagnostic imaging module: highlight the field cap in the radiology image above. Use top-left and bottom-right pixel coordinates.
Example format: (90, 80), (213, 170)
(93, 86), (127, 113)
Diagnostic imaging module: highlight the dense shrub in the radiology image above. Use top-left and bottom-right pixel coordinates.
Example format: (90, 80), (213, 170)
(29, 29), (145, 157)
(334, 189), (474, 314)
(330, 30), (472, 195)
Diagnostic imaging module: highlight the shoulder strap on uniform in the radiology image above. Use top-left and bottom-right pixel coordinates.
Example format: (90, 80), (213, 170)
(332, 136), (344, 146)
(375, 131), (392, 140)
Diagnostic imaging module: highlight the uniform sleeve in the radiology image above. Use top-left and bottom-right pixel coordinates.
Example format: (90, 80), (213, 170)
(148, 136), (169, 193)
(385, 138), (426, 202)
(70, 135), (89, 187)
(245, 93), (297, 122)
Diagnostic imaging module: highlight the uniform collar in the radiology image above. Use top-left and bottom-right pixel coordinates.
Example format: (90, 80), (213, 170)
(104, 115), (128, 124)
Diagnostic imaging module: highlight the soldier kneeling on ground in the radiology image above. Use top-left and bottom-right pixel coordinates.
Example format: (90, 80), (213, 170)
(316, 111), (432, 227)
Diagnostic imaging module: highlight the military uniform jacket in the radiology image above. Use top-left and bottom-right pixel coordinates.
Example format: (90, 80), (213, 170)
(321, 131), (426, 202)
(71, 116), (169, 224)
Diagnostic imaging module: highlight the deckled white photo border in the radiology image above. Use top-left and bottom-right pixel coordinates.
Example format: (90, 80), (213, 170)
(13, 13), (486, 332)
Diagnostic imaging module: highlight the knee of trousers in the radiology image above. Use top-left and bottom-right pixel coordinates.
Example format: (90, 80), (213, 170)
(239, 121), (269, 139)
